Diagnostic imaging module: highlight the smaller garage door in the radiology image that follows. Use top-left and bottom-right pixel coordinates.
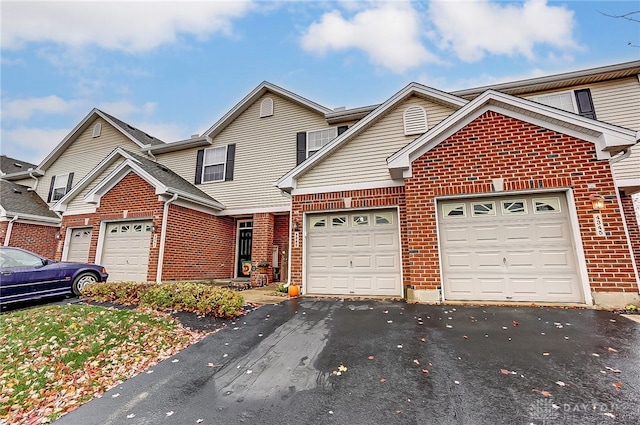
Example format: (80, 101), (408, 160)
(66, 227), (92, 263)
(306, 209), (402, 296)
(101, 220), (152, 282)
(438, 194), (582, 303)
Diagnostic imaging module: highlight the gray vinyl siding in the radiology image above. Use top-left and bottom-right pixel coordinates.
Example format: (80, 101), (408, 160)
(64, 161), (124, 213)
(298, 96), (455, 189)
(156, 93), (328, 210)
(37, 118), (142, 203)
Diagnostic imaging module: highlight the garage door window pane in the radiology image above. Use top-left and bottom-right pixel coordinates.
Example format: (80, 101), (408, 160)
(472, 202), (496, 216)
(310, 217), (326, 228)
(443, 204), (465, 217)
(332, 216), (347, 227)
(374, 212), (393, 225)
(534, 198), (561, 213)
(108, 225), (119, 233)
(121, 225), (130, 233)
(133, 224), (143, 232)
(502, 200), (527, 215)
(353, 215), (369, 226)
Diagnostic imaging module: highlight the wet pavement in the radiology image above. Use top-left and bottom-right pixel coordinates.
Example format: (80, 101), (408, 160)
(54, 298), (640, 425)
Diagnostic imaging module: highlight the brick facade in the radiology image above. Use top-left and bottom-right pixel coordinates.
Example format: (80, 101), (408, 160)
(2, 222), (59, 259)
(620, 192), (640, 272)
(162, 204), (235, 281)
(290, 111), (639, 303)
(251, 213), (275, 286)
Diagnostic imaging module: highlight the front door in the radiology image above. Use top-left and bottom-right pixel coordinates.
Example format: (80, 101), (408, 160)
(237, 222), (253, 277)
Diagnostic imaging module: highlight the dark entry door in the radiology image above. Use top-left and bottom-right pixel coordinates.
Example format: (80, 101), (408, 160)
(237, 228), (253, 276)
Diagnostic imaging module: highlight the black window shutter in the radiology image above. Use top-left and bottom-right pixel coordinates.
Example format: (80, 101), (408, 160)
(337, 125), (348, 135)
(575, 89), (596, 120)
(296, 132), (307, 165)
(47, 176), (55, 202)
(65, 172), (74, 194)
(195, 149), (204, 184)
(225, 144), (236, 181)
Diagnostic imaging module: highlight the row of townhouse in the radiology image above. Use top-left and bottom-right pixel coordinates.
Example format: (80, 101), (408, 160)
(1, 60), (639, 308)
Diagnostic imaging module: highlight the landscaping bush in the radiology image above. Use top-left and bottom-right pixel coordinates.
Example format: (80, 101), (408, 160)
(82, 282), (245, 318)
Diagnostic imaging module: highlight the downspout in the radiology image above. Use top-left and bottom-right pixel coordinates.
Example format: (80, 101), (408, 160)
(28, 172), (39, 191)
(145, 149), (157, 162)
(4, 215), (18, 246)
(156, 193), (178, 283)
(609, 148), (631, 165)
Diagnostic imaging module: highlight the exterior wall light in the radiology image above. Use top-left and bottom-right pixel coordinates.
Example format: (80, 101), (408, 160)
(293, 220), (300, 232)
(591, 195), (605, 211)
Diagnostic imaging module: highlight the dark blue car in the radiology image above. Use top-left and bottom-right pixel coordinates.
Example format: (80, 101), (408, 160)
(0, 246), (108, 305)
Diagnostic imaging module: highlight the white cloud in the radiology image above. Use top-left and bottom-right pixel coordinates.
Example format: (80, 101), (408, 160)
(134, 121), (190, 143)
(1, 127), (70, 165)
(1, 1), (254, 52)
(98, 101), (158, 119)
(300, 2), (438, 73)
(2, 96), (85, 121)
(428, 0), (577, 62)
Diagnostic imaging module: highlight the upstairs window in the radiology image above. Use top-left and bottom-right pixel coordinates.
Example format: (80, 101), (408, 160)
(528, 89), (596, 119)
(403, 105), (427, 135)
(47, 172), (74, 202)
(260, 98), (274, 117)
(203, 146), (227, 182)
(307, 127), (338, 158)
(194, 144), (236, 184)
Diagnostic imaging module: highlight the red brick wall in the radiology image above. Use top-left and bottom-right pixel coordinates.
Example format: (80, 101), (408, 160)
(251, 213), (275, 285)
(406, 111), (637, 293)
(3, 222), (59, 259)
(290, 187), (407, 287)
(162, 204), (235, 281)
(620, 192), (640, 272)
(273, 214), (289, 246)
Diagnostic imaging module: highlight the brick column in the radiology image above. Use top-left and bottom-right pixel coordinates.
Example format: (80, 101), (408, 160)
(251, 213), (274, 286)
(620, 192), (640, 273)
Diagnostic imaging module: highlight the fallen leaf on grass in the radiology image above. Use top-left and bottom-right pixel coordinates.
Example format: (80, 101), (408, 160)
(592, 353), (600, 357)
(555, 381), (566, 387)
(422, 369), (429, 374)
(613, 382), (622, 390)
(166, 411), (174, 416)
(420, 338), (426, 342)
(368, 356), (374, 360)
(512, 321), (519, 327)
(338, 364), (348, 372)
(532, 389), (552, 397)
(542, 352), (550, 356)
(605, 366), (621, 373)
(413, 359), (420, 365)
(126, 413), (135, 419)
(500, 369), (511, 375)
(380, 378), (386, 383)
(607, 347), (618, 353)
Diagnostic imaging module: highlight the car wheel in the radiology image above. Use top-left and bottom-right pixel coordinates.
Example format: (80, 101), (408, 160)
(72, 272), (98, 296)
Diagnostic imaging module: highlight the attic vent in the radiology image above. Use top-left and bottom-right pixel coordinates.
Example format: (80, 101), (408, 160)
(127, 124), (136, 131)
(260, 98), (274, 118)
(92, 122), (102, 138)
(144, 133), (153, 138)
(403, 105), (427, 136)
(158, 165), (169, 172)
(13, 163), (22, 168)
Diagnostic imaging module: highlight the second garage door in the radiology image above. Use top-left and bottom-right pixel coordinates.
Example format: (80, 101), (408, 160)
(306, 209), (402, 296)
(66, 227), (92, 262)
(101, 220), (152, 282)
(438, 193), (583, 303)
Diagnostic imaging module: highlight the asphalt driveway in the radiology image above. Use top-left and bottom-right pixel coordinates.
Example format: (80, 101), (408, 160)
(55, 298), (639, 425)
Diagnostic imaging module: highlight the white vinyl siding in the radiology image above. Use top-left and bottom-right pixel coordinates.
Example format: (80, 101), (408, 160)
(156, 93), (328, 211)
(36, 118), (142, 203)
(65, 161), (124, 213)
(298, 96), (455, 188)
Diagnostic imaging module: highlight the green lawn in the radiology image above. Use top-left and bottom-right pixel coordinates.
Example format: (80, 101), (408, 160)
(0, 303), (210, 424)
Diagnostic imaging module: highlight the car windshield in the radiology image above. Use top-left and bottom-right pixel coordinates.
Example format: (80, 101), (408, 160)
(0, 249), (44, 268)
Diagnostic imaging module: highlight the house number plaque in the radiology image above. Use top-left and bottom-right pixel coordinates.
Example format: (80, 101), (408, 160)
(593, 213), (605, 236)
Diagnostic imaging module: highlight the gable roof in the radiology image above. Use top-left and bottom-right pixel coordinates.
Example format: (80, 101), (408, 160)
(38, 109), (165, 171)
(387, 90), (639, 178)
(52, 148), (224, 212)
(276, 82), (469, 191)
(203, 81), (333, 139)
(0, 180), (60, 223)
(0, 155), (38, 177)
(452, 60), (640, 99)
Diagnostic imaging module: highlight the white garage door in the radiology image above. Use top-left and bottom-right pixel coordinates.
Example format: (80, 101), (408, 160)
(101, 220), (152, 282)
(306, 209), (402, 296)
(66, 227), (92, 263)
(438, 194), (582, 303)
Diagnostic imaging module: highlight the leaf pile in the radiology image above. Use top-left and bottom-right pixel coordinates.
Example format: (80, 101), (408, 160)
(0, 304), (210, 424)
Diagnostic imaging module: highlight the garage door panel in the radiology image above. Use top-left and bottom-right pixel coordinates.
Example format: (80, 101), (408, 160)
(439, 194), (582, 303)
(306, 209), (401, 296)
(102, 220), (151, 282)
(67, 228), (92, 263)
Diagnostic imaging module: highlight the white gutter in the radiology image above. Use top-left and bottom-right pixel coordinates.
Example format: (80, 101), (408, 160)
(156, 193), (178, 283)
(28, 171), (39, 191)
(610, 148), (631, 165)
(4, 215), (18, 246)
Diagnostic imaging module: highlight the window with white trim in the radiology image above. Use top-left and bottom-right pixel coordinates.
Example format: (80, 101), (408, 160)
(403, 105), (427, 135)
(307, 127), (338, 158)
(51, 174), (69, 202)
(202, 146), (227, 182)
(528, 91), (576, 113)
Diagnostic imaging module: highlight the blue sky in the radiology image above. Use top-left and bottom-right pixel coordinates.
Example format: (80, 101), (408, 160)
(2, 0), (639, 165)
